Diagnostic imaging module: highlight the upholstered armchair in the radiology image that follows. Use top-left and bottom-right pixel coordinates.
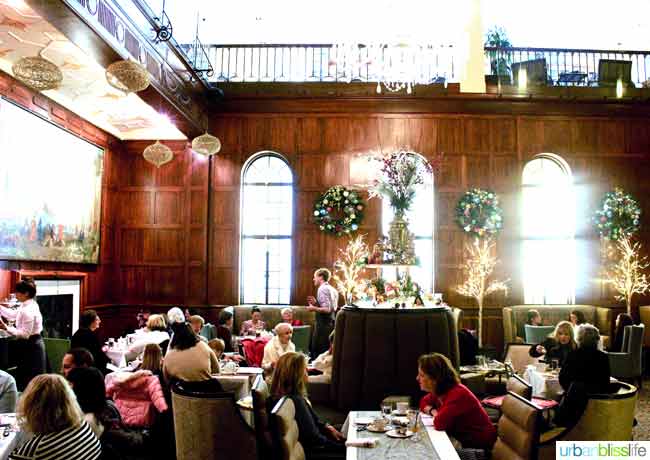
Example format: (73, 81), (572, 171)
(524, 325), (555, 344)
(607, 324), (645, 389)
(270, 396), (306, 460)
(252, 375), (274, 459)
(491, 392), (543, 460)
(538, 382), (638, 460)
(171, 383), (257, 460)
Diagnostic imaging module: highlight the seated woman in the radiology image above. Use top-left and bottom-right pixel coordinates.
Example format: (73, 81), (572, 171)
(529, 320), (576, 367)
(555, 324), (611, 427)
(569, 309), (586, 327)
(9, 374), (101, 460)
(526, 309), (542, 326)
(107, 344), (168, 428)
(418, 353), (496, 452)
(128, 314), (170, 358)
(240, 306), (267, 336)
(189, 315), (207, 342)
(610, 313), (634, 352)
(262, 323), (295, 373)
(217, 310), (236, 352)
(267, 352), (345, 458)
(308, 331), (334, 384)
(281, 307), (304, 327)
(163, 322), (220, 385)
(67, 366), (118, 438)
(71, 310), (109, 375)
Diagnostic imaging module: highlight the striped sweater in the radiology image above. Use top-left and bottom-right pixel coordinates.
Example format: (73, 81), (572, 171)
(9, 421), (101, 460)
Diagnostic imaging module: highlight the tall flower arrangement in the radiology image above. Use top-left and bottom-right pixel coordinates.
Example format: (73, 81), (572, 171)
(368, 150), (432, 215)
(455, 238), (509, 347)
(604, 236), (650, 316)
(332, 235), (369, 304)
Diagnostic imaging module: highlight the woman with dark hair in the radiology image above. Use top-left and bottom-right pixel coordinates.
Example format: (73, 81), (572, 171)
(67, 367), (117, 437)
(217, 310), (235, 352)
(267, 352), (345, 458)
(240, 306), (266, 336)
(0, 278), (46, 389)
(610, 313), (634, 352)
(163, 323), (219, 383)
(71, 309), (109, 374)
(418, 353), (496, 451)
(569, 310), (586, 327)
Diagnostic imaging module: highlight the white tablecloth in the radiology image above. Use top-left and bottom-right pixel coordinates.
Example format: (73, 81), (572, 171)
(524, 365), (563, 400)
(0, 414), (23, 460)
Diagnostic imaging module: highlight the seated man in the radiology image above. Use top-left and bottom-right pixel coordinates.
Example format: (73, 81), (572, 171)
(0, 369), (17, 413)
(61, 347), (94, 377)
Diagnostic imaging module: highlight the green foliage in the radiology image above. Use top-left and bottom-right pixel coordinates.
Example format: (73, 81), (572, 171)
(484, 26), (512, 76)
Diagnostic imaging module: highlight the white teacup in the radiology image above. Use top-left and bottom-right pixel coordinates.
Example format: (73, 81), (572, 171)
(395, 402), (409, 414)
(370, 418), (387, 430)
(221, 361), (239, 374)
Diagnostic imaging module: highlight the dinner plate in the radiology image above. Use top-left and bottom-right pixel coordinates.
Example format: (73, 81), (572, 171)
(367, 424), (391, 433)
(391, 410), (407, 416)
(354, 417), (375, 425)
(386, 429), (414, 438)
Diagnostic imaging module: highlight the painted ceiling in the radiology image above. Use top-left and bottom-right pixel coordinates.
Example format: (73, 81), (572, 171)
(0, 0), (186, 140)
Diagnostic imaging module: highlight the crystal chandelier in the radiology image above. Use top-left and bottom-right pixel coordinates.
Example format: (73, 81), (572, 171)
(143, 141), (173, 167)
(332, 42), (436, 94)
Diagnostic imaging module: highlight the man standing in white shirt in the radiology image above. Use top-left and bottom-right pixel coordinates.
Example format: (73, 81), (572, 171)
(307, 268), (339, 356)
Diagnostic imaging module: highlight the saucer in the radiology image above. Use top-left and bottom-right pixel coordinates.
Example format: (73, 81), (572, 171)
(367, 424), (391, 433)
(354, 417), (375, 425)
(392, 410), (407, 416)
(386, 429), (414, 438)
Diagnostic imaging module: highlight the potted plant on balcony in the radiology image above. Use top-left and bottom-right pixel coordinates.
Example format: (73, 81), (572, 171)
(484, 26), (512, 86)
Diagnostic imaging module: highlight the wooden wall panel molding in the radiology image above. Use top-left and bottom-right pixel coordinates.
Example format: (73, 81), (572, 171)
(0, 71), (117, 306)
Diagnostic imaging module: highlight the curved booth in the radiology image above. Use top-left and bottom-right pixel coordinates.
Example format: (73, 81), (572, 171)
(315, 306), (459, 410)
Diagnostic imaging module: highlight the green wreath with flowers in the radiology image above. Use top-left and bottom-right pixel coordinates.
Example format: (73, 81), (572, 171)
(594, 188), (641, 240)
(313, 186), (365, 236)
(455, 188), (503, 237)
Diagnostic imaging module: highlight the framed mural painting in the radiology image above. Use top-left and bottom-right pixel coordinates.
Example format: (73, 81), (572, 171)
(0, 98), (104, 264)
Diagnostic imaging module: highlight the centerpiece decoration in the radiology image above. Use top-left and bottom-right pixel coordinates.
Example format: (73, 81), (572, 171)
(455, 238), (509, 347)
(313, 186), (364, 236)
(332, 234), (369, 305)
(603, 236), (650, 316)
(455, 189), (503, 237)
(368, 150), (432, 264)
(593, 188), (641, 241)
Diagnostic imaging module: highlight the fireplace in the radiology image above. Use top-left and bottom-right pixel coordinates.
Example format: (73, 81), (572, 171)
(35, 279), (80, 339)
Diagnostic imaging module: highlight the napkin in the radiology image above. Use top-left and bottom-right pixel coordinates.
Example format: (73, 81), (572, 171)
(421, 414), (434, 426)
(346, 438), (378, 448)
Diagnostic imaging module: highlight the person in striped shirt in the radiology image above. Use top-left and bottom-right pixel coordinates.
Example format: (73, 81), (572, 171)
(9, 374), (101, 460)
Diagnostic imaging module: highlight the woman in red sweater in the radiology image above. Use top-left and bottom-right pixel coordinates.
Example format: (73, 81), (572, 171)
(417, 353), (496, 451)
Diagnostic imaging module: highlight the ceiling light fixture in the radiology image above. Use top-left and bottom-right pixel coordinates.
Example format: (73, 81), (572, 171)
(143, 140), (173, 167)
(106, 60), (150, 94)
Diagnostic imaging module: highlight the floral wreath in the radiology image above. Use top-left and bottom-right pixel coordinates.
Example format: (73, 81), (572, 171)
(313, 186), (364, 236)
(455, 188), (503, 237)
(594, 188), (641, 240)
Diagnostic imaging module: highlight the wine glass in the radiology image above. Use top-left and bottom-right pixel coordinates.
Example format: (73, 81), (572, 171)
(381, 402), (392, 420)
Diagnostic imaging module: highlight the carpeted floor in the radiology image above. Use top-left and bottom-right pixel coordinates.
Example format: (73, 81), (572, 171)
(633, 379), (649, 440)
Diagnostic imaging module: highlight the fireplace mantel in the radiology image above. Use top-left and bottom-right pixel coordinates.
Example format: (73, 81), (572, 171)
(10, 270), (88, 310)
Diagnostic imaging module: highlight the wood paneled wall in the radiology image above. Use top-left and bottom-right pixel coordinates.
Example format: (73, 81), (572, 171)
(0, 71), (118, 307)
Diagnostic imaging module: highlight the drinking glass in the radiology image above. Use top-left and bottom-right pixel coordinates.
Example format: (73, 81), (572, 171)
(381, 402), (392, 419)
(407, 409), (420, 442)
(551, 359), (559, 372)
(477, 355), (487, 370)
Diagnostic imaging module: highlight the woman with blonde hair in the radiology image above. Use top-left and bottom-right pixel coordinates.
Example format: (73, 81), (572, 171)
(9, 374), (101, 460)
(128, 314), (170, 358)
(268, 352), (345, 458)
(529, 320), (577, 367)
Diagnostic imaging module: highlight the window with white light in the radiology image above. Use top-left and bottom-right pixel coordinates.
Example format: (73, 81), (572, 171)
(522, 154), (575, 304)
(381, 154), (435, 292)
(240, 153), (293, 304)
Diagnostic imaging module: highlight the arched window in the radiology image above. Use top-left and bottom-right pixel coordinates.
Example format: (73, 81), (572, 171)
(240, 153), (293, 304)
(522, 153), (575, 304)
(381, 154), (435, 292)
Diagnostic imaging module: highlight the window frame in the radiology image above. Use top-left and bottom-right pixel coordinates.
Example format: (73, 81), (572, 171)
(239, 151), (294, 305)
(521, 152), (576, 304)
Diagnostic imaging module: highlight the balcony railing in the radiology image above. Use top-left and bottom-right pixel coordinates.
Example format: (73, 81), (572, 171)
(201, 44), (456, 85)
(485, 46), (650, 88)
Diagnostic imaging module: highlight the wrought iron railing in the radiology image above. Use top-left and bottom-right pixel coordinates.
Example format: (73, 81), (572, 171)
(484, 46), (650, 87)
(179, 36), (214, 78)
(202, 44), (456, 85)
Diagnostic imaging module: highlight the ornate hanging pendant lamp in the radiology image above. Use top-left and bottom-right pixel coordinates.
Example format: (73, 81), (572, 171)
(106, 60), (150, 93)
(143, 141), (173, 167)
(12, 56), (63, 91)
(191, 132), (221, 157)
